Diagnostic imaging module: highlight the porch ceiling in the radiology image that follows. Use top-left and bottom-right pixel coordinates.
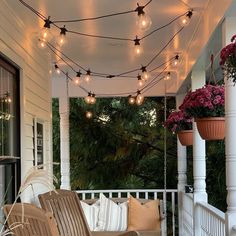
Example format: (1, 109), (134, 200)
(6, 0), (233, 97)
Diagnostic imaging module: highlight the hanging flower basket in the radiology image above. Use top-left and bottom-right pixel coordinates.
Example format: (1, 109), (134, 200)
(177, 130), (193, 146)
(179, 84), (225, 141)
(195, 117), (225, 140)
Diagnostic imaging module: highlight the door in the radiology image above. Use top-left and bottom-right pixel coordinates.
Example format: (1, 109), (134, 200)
(0, 56), (20, 225)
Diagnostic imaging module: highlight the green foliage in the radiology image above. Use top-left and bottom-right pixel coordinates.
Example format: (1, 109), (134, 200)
(52, 96), (226, 212)
(53, 96), (177, 190)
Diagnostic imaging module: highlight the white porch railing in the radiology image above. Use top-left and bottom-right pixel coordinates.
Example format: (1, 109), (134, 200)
(182, 192), (194, 236)
(76, 189), (177, 236)
(196, 202), (225, 236)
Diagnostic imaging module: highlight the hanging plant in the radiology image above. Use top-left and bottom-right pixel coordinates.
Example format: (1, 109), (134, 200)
(164, 110), (193, 146)
(179, 84), (225, 140)
(220, 34), (236, 84)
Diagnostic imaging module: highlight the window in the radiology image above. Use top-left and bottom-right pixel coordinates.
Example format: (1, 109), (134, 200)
(0, 56), (20, 206)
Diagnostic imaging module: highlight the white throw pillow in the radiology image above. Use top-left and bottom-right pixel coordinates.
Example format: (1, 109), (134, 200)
(95, 193), (128, 231)
(80, 200), (100, 231)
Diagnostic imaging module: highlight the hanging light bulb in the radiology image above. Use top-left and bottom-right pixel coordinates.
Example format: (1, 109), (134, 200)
(136, 91), (144, 105)
(128, 95), (136, 105)
(173, 55), (180, 67)
(73, 71), (81, 85)
(84, 92), (92, 104)
(57, 26), (67, 46)
(5, 93), (11, 103)
(134, 36), (143, 56)
(90, 93), (96, 104)
(84, 70), (91, 83)
(38, 39), (46, 49)
(40, 17), (52, 41)
(86, 111), (93, 119)
(164, 72), (171, 81)
(55, 64), (60, 74)
(137, 75), (144, 87)
(141, 66), (150, 81)
(180, 10), (193, 27)
(135, 4), (152, 31)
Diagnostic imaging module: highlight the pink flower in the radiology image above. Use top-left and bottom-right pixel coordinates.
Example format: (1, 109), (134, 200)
(179, 85), (225, 118)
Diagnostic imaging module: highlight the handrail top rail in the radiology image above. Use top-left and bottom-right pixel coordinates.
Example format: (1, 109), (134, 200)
(196, 201), (225, 220)
(76, 189), (177, 193)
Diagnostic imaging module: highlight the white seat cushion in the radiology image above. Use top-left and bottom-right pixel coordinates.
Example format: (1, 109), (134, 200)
(95, 193), (128, 231)
(81, 200), (100, 231)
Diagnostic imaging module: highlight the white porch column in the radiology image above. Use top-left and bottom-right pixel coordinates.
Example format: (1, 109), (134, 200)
(176, 94), (187, 236)
(191, 70), (207, 236)
(222, 17), (236, 236)
(59, 79), (71, 190)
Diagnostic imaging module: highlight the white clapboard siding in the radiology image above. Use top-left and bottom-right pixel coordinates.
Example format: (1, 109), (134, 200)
(0, 0), (53, 202)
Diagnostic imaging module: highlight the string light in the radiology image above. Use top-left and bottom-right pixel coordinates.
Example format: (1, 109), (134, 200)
(134, 36), (143, 55)
(90, 93), (96, 104)
(57, 26), (67, 46)
(85, 92), (92, 104)
(41, 17), (52, 41)
(86, 111), (93, 119)
(137, 75), (144, 87)
(73, 71), (81, 85)
(55, 64), (61, 74)
(136, 90), (144, 105)
(84, 92), (96, 104)
(141, 66), (150, 81)
(3, 93), (12, 103)
(173, 55), (180, 67)
(135, 4), (152, 31)
(84, 70), (91, 83)
(180, 10), (193, 27)
(128, 95), (136, 105)
(38, 39), (46, 49)
(164, 72), (171, 81)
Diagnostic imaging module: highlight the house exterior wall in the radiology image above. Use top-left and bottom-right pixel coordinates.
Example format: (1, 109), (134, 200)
(0, 1), (52, 202)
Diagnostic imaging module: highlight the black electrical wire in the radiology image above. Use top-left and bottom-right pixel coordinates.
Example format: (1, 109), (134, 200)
(145, 27), (184, 68)
(149, 57), (175, 73)
(67, 29), (133, 42)
(18, 0), (46, 20)
(46, 42), (137, 79)
(140, 66), (168, 92)
(140, 12), (187, 40)
(47, 42), (87, 72)
(53, 10), (135, 23)
(46, 43), (78, 73)
(58, 67), (89, 94)
(142, 76), (164, 94)
(144, 0), (153, 7)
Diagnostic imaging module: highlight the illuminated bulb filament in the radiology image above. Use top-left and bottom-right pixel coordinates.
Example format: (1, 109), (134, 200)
(38, 39), (46, 49)
(128, 96), (136, 105)
(137, 13), (152, 31)
(165, 72), (171, 81)
(86, 111), (93, 119)
(84, 70), (91, 83)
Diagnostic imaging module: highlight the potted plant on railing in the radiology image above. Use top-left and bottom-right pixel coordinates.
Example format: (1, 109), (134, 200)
(179, 84), (225, 140)
(164, 110), (193, 146)
(220, 34), (236, 84)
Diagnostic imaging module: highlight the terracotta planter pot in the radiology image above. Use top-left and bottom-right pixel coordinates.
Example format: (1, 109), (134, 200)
(177, 130), (193, 146)
(195, 117), (225, 140)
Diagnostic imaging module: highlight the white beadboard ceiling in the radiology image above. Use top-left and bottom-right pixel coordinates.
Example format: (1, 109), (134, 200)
(5, 0), (234, 97)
